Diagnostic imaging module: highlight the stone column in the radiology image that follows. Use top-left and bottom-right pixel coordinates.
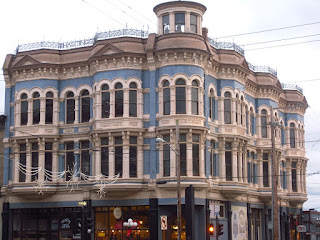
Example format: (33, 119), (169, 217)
(186, 86), (191, 115)
(27, 99), (32, 126)
(170, 130), (176, 177)
(40, 97), (45, 125)
(123, 89), (129, 118)
(185, 11), (190, 32)
(26, 141), (31, 182)
(287, 160), (292, 192)
(38, 140), (45, 182)
(137, 133), (143, 178)
(109, 134), (115, 178)
(74, 96), (79, 124)
(187, 131), (193, 177)
(169, 12), (175, 33)
(13, 141), (19, 183)
(200, 133), (205, 178)
(238, 142), (243, 182)
(296, 161), (301, 193)
(122, 133), (129, 178)
(219, 138), (226, 181)
(109, 90), (115, 118)
(243, 144), (248, 183)
(232, 140), (238, 182)
(257, 150), (263, 188)
(52, 140), (59, 182)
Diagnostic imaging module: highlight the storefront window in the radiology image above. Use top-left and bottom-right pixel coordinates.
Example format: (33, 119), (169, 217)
(95, 206), (150, 240)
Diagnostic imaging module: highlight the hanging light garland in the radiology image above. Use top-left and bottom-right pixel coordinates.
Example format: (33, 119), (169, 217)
(15, 160), (119, 197)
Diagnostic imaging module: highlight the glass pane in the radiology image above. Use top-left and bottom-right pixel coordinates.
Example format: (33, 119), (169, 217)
(115, 90), (123, 117)
(163, 14), (170, 34)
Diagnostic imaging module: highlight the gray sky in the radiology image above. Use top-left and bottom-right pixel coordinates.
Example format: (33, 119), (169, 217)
(1, 0), (320, 209)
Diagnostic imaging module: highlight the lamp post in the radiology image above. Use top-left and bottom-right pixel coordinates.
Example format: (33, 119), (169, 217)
(156, 120), (181, 240)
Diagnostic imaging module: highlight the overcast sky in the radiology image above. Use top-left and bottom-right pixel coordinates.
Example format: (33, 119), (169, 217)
(1, 0), (320, 210)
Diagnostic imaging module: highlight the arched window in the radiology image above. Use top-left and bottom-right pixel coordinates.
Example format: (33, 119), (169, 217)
(20, 93), (28, 125)
(191, 80), (199, 115)
(261, 109), (268, 138)
(176, 79), (186, 114)
(163, 81), (170, 115)
(115, 83), (123, 117)
(81, 90), (90, 123)
(33, 92), (40, 124)
(101, 84), (110, 118)
(45, 92), (53, 124)
(209, 89), (215, 121)
(129, 82), (137, 117)
(66, 92), (75, 124)
(224, 92), (231, 124)
(290, 123), (296, 148)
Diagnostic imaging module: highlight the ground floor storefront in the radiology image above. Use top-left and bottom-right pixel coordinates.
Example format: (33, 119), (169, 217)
(2, 198), (303, 240)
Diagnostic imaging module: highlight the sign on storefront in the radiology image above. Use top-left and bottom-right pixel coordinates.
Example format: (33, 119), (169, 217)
(297, 225), (306, 232)
(161, 216), (167, 230)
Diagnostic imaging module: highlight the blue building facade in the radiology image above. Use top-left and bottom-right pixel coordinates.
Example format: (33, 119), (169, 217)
(2, 1), (308, 240)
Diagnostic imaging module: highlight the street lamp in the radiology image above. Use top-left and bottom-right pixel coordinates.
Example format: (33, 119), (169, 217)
(156, 120), (182, 240)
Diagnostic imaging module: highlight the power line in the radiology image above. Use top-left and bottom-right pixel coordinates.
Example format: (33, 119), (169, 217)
(242, 33), (320, 46)
(246, 39), (320, 51)
(216, 20), (320, 39)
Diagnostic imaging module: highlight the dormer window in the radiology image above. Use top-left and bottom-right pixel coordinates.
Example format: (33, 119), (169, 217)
(163, 14), (170, 34)
(175, 13), (185, 32)
(190, 14), (197, 33)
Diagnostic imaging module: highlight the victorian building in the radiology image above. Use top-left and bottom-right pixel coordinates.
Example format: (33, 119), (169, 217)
(2, 1), (308, 240)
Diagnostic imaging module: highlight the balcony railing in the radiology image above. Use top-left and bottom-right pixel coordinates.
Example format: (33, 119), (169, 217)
(208, 37), (245, 56)
(16, 28), (149, 52)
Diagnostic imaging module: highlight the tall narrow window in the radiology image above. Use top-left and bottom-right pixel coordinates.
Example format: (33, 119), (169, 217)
(191, 80), (199, 115)
(129, 136), (137, 177)
(163, 134), (170, 177)
(65, 142), (74, 181)
(81, 90), (90, 123)
(225, 142), (232, 181)
(101, 137), (109, 176)
(210, 140), (217, 177)
(45, 142), (53, 181)
(263, 153), (269, 187)
(281, 161), (287, 189)
(129, 83), (137, 117)
(290, 123), (296, 148)
(190, 14), (197, 33)
(292, 162), (297, 192)
(45, 92), (53, 124)
(250, 108), (255, 135)
(224, 92), (231, 124)
(261, 109), (268, 138)
(163, 81), (170, 115)
(20, 93), (28, 125)
(19, 143), (27, 182)
(81, 141), (90, 176)
(175, 13), (185, 32)
(209, 89), (215, 121)
(115, 83), (123, 117)
(31, 143), (39, 182)
(66, 92), (75, 124)
(192, 134), (200, 176)
(163, 14), (170, 34)
(114, 137), (123, 177)
(240, 96), (244, 126)
(180, 134), (187, 176)
(176, 79), (186, 114)
(101, 84), (110, 118)
(235, 94), (239, 124)
(280, 122), (285, 146)
(246, 106), (249, 134)
(32, 92), (40, 124)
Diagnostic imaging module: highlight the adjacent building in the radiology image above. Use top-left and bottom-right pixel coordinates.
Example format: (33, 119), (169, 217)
(303, 209), (320, 240)
(2, 1), (308, 240)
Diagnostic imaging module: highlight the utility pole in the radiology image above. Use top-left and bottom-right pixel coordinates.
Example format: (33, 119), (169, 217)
(176, 120), (182, 240)
(270, 106), (279, 240)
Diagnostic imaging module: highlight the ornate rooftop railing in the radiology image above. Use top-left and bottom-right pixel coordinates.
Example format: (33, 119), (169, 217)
(16, 29), (149, 52)
(281, 83), (303, 94)
(208, 37), (245, 56)
(247, 63), (278, 77)
(208, 37), (278, 78)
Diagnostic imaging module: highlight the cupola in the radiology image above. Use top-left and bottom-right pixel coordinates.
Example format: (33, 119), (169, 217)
(153, 1), (207, 35)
